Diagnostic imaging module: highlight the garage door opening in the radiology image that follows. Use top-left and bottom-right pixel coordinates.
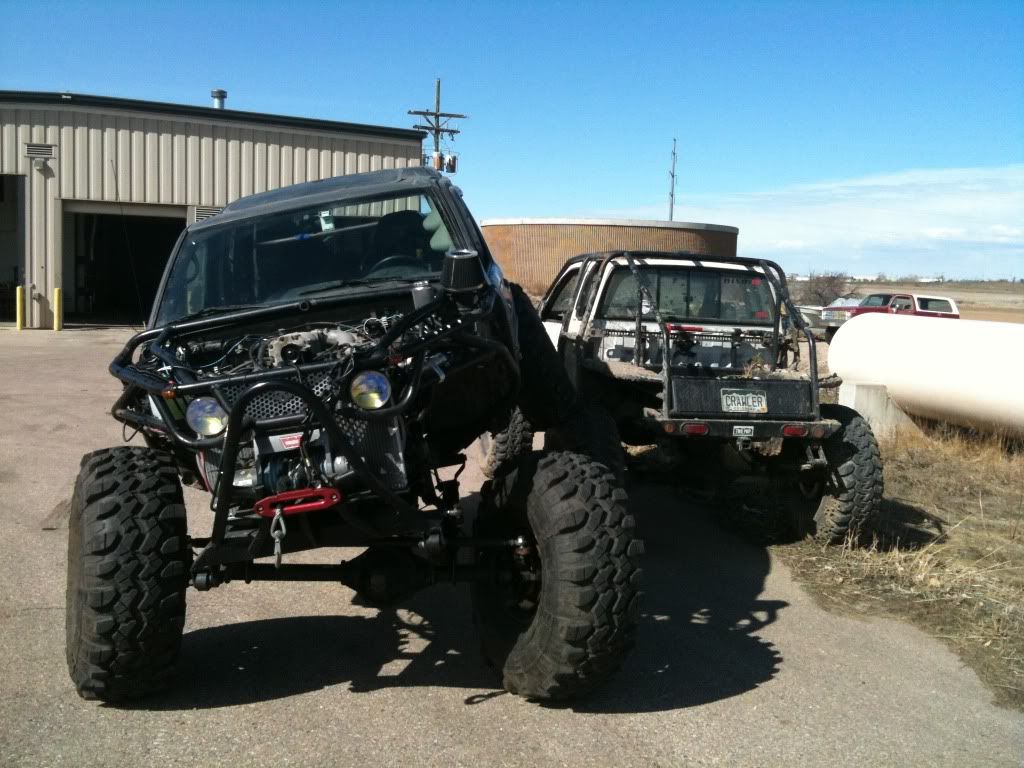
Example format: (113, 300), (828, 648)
(64, 213), (185, 325)
(0, 175), (25, 323)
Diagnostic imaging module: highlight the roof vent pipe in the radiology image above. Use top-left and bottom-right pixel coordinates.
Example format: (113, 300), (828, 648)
(211, 89), (227, 109)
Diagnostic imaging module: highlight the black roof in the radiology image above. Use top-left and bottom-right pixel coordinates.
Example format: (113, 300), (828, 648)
(191, 167), (443, 230)
(0, 91), (424, 142)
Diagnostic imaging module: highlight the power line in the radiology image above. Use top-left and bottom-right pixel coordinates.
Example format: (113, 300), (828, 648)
(408, 79), (466, 172)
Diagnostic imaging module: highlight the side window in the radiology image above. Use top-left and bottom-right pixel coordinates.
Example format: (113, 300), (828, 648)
(574, 264), (602, 320)
(541, 268), (581, 321)
(893, 296), (913, 311)
(918, 297), (953, 313)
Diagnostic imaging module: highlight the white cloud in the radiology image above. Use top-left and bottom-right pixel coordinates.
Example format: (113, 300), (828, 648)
(586, 165), (1024, 278)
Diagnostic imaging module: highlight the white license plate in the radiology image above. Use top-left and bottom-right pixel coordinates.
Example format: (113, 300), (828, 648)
(721, 389), (768, 413)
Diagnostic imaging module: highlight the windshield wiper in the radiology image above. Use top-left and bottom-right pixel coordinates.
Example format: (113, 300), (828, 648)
(298, 278), (408, 296)
(174, 304), (264, 322)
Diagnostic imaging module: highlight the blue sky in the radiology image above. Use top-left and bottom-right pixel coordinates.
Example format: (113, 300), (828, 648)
(2, 0), (1022, 277)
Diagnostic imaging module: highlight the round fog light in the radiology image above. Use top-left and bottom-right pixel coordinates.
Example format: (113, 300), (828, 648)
(186, 396), (228, 436)
(350, 370), (392, 410)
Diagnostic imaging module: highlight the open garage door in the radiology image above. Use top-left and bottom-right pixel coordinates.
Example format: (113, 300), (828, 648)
(0, 175), (25, 323)
(64, 212), (185, 325)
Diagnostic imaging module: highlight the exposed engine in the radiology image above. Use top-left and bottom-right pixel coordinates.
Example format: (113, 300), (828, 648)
(185, 313), (410, 501)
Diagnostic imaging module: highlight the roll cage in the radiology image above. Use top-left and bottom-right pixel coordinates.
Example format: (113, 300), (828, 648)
(540, 250), (821, 421)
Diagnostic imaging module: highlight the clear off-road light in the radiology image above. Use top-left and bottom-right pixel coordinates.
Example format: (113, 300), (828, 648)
(350, 371), (392, 410)
(185, 397), (229, 436)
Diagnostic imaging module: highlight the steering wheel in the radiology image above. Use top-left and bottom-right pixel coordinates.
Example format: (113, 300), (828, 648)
(364, 254), (426, 277)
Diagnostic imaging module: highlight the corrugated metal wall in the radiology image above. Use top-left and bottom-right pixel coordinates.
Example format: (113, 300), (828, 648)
(482, 222), (739, 295)
(0, 104), (421, 327)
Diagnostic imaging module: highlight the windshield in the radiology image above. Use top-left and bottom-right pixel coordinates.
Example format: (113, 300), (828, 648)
(154, 191), (455, 324)
(598, 266), (776, 325)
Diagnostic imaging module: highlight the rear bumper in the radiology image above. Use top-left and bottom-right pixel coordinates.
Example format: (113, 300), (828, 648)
(643, 417), (841, 440)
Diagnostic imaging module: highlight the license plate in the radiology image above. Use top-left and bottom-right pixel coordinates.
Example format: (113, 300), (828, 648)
(721, 389), (768, 413)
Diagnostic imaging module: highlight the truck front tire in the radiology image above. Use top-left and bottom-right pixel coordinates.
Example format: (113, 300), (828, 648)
(66, 447), (190, 701)
(473, 451), (643, 700)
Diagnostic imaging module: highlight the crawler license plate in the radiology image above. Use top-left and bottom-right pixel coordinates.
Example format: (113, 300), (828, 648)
(721, 389), (768, 413)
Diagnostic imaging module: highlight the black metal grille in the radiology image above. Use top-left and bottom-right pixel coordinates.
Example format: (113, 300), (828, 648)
(215, 373), (407, 490)
(217, 372), (334, 422)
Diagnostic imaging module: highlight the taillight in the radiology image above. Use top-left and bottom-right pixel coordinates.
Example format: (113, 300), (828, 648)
(783, 424), (809, 437)
(683, 423), (710, 436)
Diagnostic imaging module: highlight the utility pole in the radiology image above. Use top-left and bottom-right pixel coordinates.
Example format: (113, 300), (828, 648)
(668, 138), (677, 221)
(408, 79), (467, 172)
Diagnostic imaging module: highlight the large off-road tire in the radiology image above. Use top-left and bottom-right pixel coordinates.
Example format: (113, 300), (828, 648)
(478, 406), (534, 479)
(66, 446), (190, 701)
(800, 404), (884, 543)
(509, 282), (578, 429)
(473, 451), (643, 700)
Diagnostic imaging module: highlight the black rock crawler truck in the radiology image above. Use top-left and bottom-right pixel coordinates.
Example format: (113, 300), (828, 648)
(538, 250), (883, 542)
(66, 168), (642, 702)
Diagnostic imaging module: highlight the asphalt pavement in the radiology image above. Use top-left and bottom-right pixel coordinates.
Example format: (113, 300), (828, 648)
(0, 328), (1021, 767)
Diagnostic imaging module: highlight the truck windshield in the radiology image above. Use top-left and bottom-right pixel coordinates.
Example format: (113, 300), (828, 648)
(598, 266), (776, 325)
(153, 191), (455, 325)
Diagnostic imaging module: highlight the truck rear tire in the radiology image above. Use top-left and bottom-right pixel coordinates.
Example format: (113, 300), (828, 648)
(478, 406), (534, 479)
(66, 447), (190, 701)
(473, 451), (642, 700)
(802, 404), (883, 543)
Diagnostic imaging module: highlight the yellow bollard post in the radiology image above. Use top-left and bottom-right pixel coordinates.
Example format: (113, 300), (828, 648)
(53, 287), (63, 332)
(15, 286), (24, 330)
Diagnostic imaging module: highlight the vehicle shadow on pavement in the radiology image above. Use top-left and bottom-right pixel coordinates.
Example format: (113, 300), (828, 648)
(120, 482), (785, 713)
(568, 481), (786, 713)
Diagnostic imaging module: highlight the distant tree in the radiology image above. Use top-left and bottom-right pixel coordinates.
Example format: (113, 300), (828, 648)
(798, 272), (852, 305)
(876, 272), (888, 282)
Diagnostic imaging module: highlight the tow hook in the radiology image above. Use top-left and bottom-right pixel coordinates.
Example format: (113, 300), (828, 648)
(801, 443), (828, 471)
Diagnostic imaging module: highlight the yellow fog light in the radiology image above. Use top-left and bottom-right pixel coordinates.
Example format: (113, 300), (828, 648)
(350, 371), (392, 410)
(185, 397), (228, 436)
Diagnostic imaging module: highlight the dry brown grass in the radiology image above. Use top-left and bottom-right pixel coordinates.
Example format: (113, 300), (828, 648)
(775, 426), (1024, 709)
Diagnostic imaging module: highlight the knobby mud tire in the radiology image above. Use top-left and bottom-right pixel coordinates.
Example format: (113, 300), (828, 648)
(806, 404), (884, 543)
(66, 446), (190, 701)
(479, 405), (535, 479)
(473, 451), (643, 700)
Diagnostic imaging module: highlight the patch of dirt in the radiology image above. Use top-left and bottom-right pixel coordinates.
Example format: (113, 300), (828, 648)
(774, 427), (1024, 710)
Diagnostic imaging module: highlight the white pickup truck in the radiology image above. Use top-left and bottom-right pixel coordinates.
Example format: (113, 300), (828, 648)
(536, 250), (884, 543)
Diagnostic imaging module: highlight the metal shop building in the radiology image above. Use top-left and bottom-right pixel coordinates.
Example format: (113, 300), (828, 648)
(480, 218), (739, 295)
(0, 91), (424, 328)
